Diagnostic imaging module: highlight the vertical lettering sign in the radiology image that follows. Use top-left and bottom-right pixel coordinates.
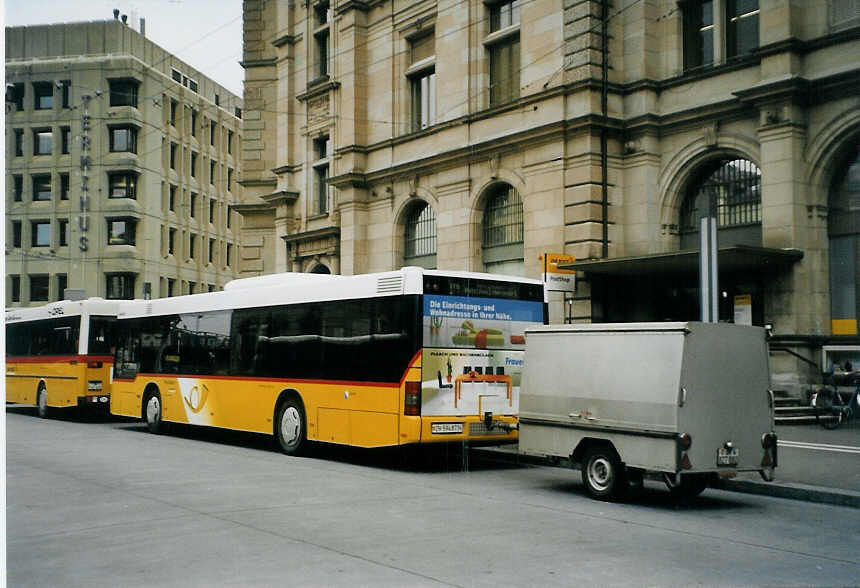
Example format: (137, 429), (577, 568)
(78, 95), (91, 251)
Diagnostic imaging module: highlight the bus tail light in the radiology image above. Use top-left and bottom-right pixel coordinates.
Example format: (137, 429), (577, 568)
(87, 361), (103, 369)
(404, 382), (421, 416)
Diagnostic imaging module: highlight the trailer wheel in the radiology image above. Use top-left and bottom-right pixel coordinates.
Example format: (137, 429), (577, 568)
(581, 445), (625, 501)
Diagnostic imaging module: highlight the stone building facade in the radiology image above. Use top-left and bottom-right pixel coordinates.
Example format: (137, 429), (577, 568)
(238, 0), (860, 385)
(6, 19), (243, 306)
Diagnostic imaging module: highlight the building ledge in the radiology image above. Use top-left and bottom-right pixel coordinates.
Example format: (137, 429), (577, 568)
(296, 78), (340, 102)
(272, 32), (302, 47)
(282, 226), (340, 244)
(260, 189), (299, 206)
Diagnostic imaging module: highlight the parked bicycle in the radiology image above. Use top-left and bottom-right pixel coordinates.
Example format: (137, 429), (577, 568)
(812, 373), (860, 429)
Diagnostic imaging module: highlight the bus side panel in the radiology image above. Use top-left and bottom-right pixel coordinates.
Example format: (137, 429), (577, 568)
(6, 360), (36, 404)
(110, 379), (142, 418)
(135, 375), (405, 446)
(306, 382), (401, 447)
(6, 358), (86, 408)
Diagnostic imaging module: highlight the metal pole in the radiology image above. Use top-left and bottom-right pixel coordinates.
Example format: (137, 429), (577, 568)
(699, 216), (719, 322)
(700, 217), (710, 322)
(709, 217), (719, 322)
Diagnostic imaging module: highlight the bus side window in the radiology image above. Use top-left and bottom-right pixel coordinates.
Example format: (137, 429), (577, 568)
(231, 309), (269, 376)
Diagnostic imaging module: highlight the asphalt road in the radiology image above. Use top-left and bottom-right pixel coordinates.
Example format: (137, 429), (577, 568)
(772, 423), (860, 491)
(6, 406), (860, 587)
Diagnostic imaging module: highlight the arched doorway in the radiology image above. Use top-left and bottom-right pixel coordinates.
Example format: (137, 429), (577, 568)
(402, 200), (437, 269)
(481, 183), (523, 275)
(829, 140), (860, 335)
(679, 157), (762, 249)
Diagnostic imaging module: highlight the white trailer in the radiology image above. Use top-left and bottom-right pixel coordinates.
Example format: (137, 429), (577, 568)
(519, 322), (777, 501)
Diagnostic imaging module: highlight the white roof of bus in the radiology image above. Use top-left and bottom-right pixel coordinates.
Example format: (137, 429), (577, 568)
(224, 272), (343, 291)
(5, 298), (121, 324)
(118, 267), (544, 319)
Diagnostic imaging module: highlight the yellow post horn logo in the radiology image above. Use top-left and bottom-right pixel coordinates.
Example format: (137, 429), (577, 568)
(184, 383), (209, 414)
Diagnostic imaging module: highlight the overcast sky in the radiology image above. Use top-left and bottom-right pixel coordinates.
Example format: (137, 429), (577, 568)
(4, 0), (244, 96)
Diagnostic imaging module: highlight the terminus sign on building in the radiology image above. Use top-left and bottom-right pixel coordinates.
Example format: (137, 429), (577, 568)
(78, 95), (93, 251)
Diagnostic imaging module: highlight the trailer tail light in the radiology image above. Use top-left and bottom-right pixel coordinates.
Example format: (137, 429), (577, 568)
(404, 382), (421, 416)
(678, 432), (692, 469)
(680, 453), (693, 470)
(761, 431), (778, 468)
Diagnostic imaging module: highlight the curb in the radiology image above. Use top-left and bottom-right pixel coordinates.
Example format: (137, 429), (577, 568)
(472, 447), (860, 508)
(714, 478), (860, 509)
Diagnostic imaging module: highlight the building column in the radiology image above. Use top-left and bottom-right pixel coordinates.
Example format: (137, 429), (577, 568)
(336, 186), (370, 275)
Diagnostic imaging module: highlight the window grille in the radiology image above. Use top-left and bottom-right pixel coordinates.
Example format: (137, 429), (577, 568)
(483, 185), (524, 248)
(680, 158), (761, 233)
(404, 203), (437, 265)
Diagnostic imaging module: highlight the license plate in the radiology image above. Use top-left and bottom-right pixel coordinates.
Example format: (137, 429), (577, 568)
(717, 447), (739, 466)
(431, 422), (463, 435)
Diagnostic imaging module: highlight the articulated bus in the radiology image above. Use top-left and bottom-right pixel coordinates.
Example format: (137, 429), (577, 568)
(110, 268), (547, 453)
(6, 299), (119, 417)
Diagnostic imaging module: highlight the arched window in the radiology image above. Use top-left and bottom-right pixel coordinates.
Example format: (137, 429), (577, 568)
(829, 141), (860, 335)
(679, 158), (761, 249)
(482, 183), (524, 275)
(310, 264), (330, 274)
(403, 201), (437, 269)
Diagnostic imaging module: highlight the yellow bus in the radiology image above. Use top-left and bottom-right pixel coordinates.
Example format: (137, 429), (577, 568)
(110, 268), (546, 454)
(6, 299), (119, 417)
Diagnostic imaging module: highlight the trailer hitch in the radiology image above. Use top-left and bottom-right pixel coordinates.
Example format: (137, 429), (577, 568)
(483, 411), (518, 432)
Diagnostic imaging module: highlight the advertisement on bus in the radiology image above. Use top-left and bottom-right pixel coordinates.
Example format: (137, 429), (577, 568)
(420, 294), (543, 417)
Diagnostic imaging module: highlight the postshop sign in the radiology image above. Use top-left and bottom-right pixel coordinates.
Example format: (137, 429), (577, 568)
(540, 253), (576, 292)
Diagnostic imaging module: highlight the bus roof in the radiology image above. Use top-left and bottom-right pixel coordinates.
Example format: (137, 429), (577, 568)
(5, 298), (121, 324)
(224, 272), (343, 291)
(118, 268), (545, 319)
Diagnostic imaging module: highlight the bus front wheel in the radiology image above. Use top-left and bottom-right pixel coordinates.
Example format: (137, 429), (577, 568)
(275, 397), (306, 456)
(144, 390), (163, 434)
(36, 384), (49, 419)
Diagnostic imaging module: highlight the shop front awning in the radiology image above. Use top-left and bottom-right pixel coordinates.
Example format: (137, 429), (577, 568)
(560, 245), (804, 277)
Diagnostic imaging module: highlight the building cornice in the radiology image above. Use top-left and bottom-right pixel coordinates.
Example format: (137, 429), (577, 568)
(260, 189), (300, 206)
(296, 78), (341, 102)
(327, 172), (370, 189)
(282, 226), (340, 244)
(230, 201), (275, 214)
(272, 164), (303, 175)
(334, 0), (383, 16)
(240, 58), (277, 69)
(733, 76), (810, 107)
(272, 32), (302, 47)
(238, 178), (277, 188)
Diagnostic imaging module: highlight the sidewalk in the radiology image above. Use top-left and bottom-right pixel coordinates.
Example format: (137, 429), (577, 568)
(714, 421), (860, 508)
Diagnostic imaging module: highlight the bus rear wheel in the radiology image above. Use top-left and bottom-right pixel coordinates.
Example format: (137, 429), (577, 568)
(144, 390), (163, 434)
(275, 397), (306, 456)
(36, 384), (49, 419)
